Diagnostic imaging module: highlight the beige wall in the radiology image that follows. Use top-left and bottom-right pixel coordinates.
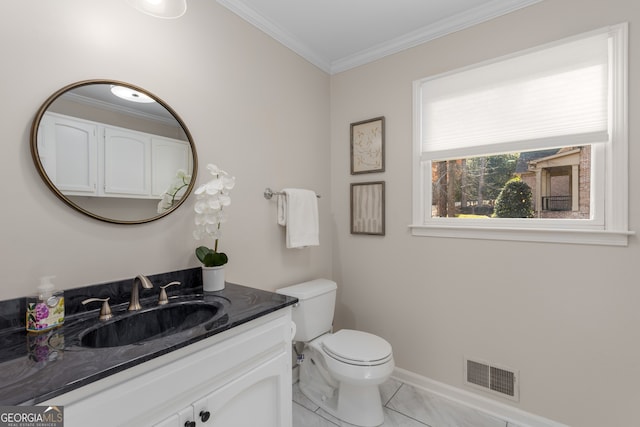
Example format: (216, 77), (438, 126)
(0, 1), (331, 297)
(3, 0), (639, 426)
(330, 1), (639, 426)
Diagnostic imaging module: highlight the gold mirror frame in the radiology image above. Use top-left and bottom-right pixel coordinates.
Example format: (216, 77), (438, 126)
(30, 79), (198, 224)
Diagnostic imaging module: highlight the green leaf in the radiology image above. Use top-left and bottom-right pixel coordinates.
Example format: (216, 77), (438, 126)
(195, 246), (213, 264)
(196, 246), (228, 267)
(212, 252), (228, 266)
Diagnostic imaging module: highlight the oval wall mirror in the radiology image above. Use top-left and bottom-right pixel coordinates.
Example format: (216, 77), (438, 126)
(30, 80), (198, 224)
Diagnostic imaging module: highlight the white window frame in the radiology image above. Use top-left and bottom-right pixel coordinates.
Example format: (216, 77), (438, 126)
(410, 23), (632, 246)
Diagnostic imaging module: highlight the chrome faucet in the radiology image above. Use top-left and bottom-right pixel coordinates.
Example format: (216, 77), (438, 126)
(128, 274), (153, 311)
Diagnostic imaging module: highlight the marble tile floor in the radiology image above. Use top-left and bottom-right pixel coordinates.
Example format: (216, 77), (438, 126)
(293, 378), (524, 427)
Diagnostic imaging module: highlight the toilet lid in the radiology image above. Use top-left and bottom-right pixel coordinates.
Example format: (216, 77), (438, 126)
(322, 329), (392, 366)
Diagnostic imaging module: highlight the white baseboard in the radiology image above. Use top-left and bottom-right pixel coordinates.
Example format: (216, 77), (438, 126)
(392, 368), (569, 427)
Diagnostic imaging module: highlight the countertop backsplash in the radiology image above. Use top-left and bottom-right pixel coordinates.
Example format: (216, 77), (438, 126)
(0, 268), (204, 330)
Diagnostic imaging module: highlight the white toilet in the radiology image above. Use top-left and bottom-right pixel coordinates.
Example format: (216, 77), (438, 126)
(277, 279), (394, 427)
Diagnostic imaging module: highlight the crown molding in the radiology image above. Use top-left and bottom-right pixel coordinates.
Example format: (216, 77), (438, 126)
(62, 92), (180, 127)
(331, 0), (544, 73)
(217, 0), (543, 75)
(217, 0), (332, 73)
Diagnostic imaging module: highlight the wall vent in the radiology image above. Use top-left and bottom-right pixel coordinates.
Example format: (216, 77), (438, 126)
(464, 357), (519, 401)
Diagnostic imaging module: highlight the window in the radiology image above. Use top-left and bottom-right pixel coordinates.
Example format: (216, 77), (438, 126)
(411, 24), (631, 245)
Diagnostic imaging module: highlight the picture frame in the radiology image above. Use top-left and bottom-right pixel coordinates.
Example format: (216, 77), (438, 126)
(350, 181), (385, 235)
(350, 116), (385, 174)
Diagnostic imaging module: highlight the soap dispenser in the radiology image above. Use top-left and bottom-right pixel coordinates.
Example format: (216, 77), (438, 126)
(26, 276), (65, 333)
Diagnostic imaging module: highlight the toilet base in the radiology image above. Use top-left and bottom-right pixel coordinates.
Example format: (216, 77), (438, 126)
(299, 349), (385, 427)
(299, 380), (385, 427)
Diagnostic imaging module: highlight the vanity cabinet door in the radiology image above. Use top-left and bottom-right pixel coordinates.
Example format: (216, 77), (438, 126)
(153, 413), (179, 427)
(38, 113), (98, 195)
(194, 351), (291, 427)
(103, 127), (151, 197)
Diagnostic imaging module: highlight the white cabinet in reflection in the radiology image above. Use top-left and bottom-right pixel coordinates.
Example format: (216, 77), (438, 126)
(37, 113), (98, 196)
(39, 112), (189, 200)
(151, 137), (191, 198)
(103, 127), (151, 197)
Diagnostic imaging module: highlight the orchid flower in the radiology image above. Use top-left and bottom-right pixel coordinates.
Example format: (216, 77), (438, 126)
(193, 164), (235, 267)
(157, 169), (191, 213)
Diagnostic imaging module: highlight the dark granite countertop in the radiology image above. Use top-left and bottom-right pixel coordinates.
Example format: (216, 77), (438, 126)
(0, 268), (297, 405)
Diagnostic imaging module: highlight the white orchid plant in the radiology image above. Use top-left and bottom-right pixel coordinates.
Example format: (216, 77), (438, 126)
(157, 169), (192, 213)
(193, 164), (236, 267)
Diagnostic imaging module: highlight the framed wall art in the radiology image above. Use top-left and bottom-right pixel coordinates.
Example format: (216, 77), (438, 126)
(350, 116), (385, 174)
(350, 181), (385, 235)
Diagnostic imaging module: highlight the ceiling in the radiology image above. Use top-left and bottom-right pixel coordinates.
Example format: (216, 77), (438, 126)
(63, 84), (179, 125)
(216, 0), (542, 74)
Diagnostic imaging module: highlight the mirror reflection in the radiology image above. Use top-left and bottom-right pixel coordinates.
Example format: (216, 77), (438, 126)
(30, 80), (197, 224)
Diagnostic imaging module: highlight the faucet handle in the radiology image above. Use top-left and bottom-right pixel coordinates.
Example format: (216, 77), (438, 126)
(158, 281), (181, 305)
(82, 297), (113, 321)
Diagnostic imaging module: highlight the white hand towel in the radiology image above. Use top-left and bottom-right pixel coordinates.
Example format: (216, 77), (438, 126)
(277, 188), (319, 249)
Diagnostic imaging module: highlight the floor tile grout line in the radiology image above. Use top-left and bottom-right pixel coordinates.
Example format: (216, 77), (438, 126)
(388, 381), (513, 427)
(294, 379), (512, 427)
(383, 382), (404, 407)
(316, 410), (346, 426)
(385, 406), (433, 427)
(293, 401), (340, 426)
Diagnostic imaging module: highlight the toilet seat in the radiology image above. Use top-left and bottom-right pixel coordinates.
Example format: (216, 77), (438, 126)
(322, 329), (392, 366)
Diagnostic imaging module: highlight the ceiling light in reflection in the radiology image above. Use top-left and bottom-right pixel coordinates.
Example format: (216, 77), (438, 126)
(110, 85), (156, 103)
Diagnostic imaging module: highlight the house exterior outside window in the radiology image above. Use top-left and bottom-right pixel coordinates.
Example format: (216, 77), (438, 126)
(411, 23), (631, 246)
(516, 146), (590, 219)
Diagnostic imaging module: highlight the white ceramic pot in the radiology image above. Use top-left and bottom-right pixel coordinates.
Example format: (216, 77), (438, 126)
(202, 266), (225, 291)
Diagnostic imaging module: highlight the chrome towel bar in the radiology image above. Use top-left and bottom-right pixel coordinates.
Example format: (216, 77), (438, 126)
(264, 187), (320, 200)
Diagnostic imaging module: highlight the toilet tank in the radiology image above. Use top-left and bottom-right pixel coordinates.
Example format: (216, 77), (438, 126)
(276, 279), (337, 342)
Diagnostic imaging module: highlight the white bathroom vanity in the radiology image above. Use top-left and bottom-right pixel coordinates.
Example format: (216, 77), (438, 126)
(43, 308), (293, 427)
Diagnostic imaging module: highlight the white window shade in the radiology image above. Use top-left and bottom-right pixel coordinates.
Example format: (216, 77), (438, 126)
(419, 32), (610, 160)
